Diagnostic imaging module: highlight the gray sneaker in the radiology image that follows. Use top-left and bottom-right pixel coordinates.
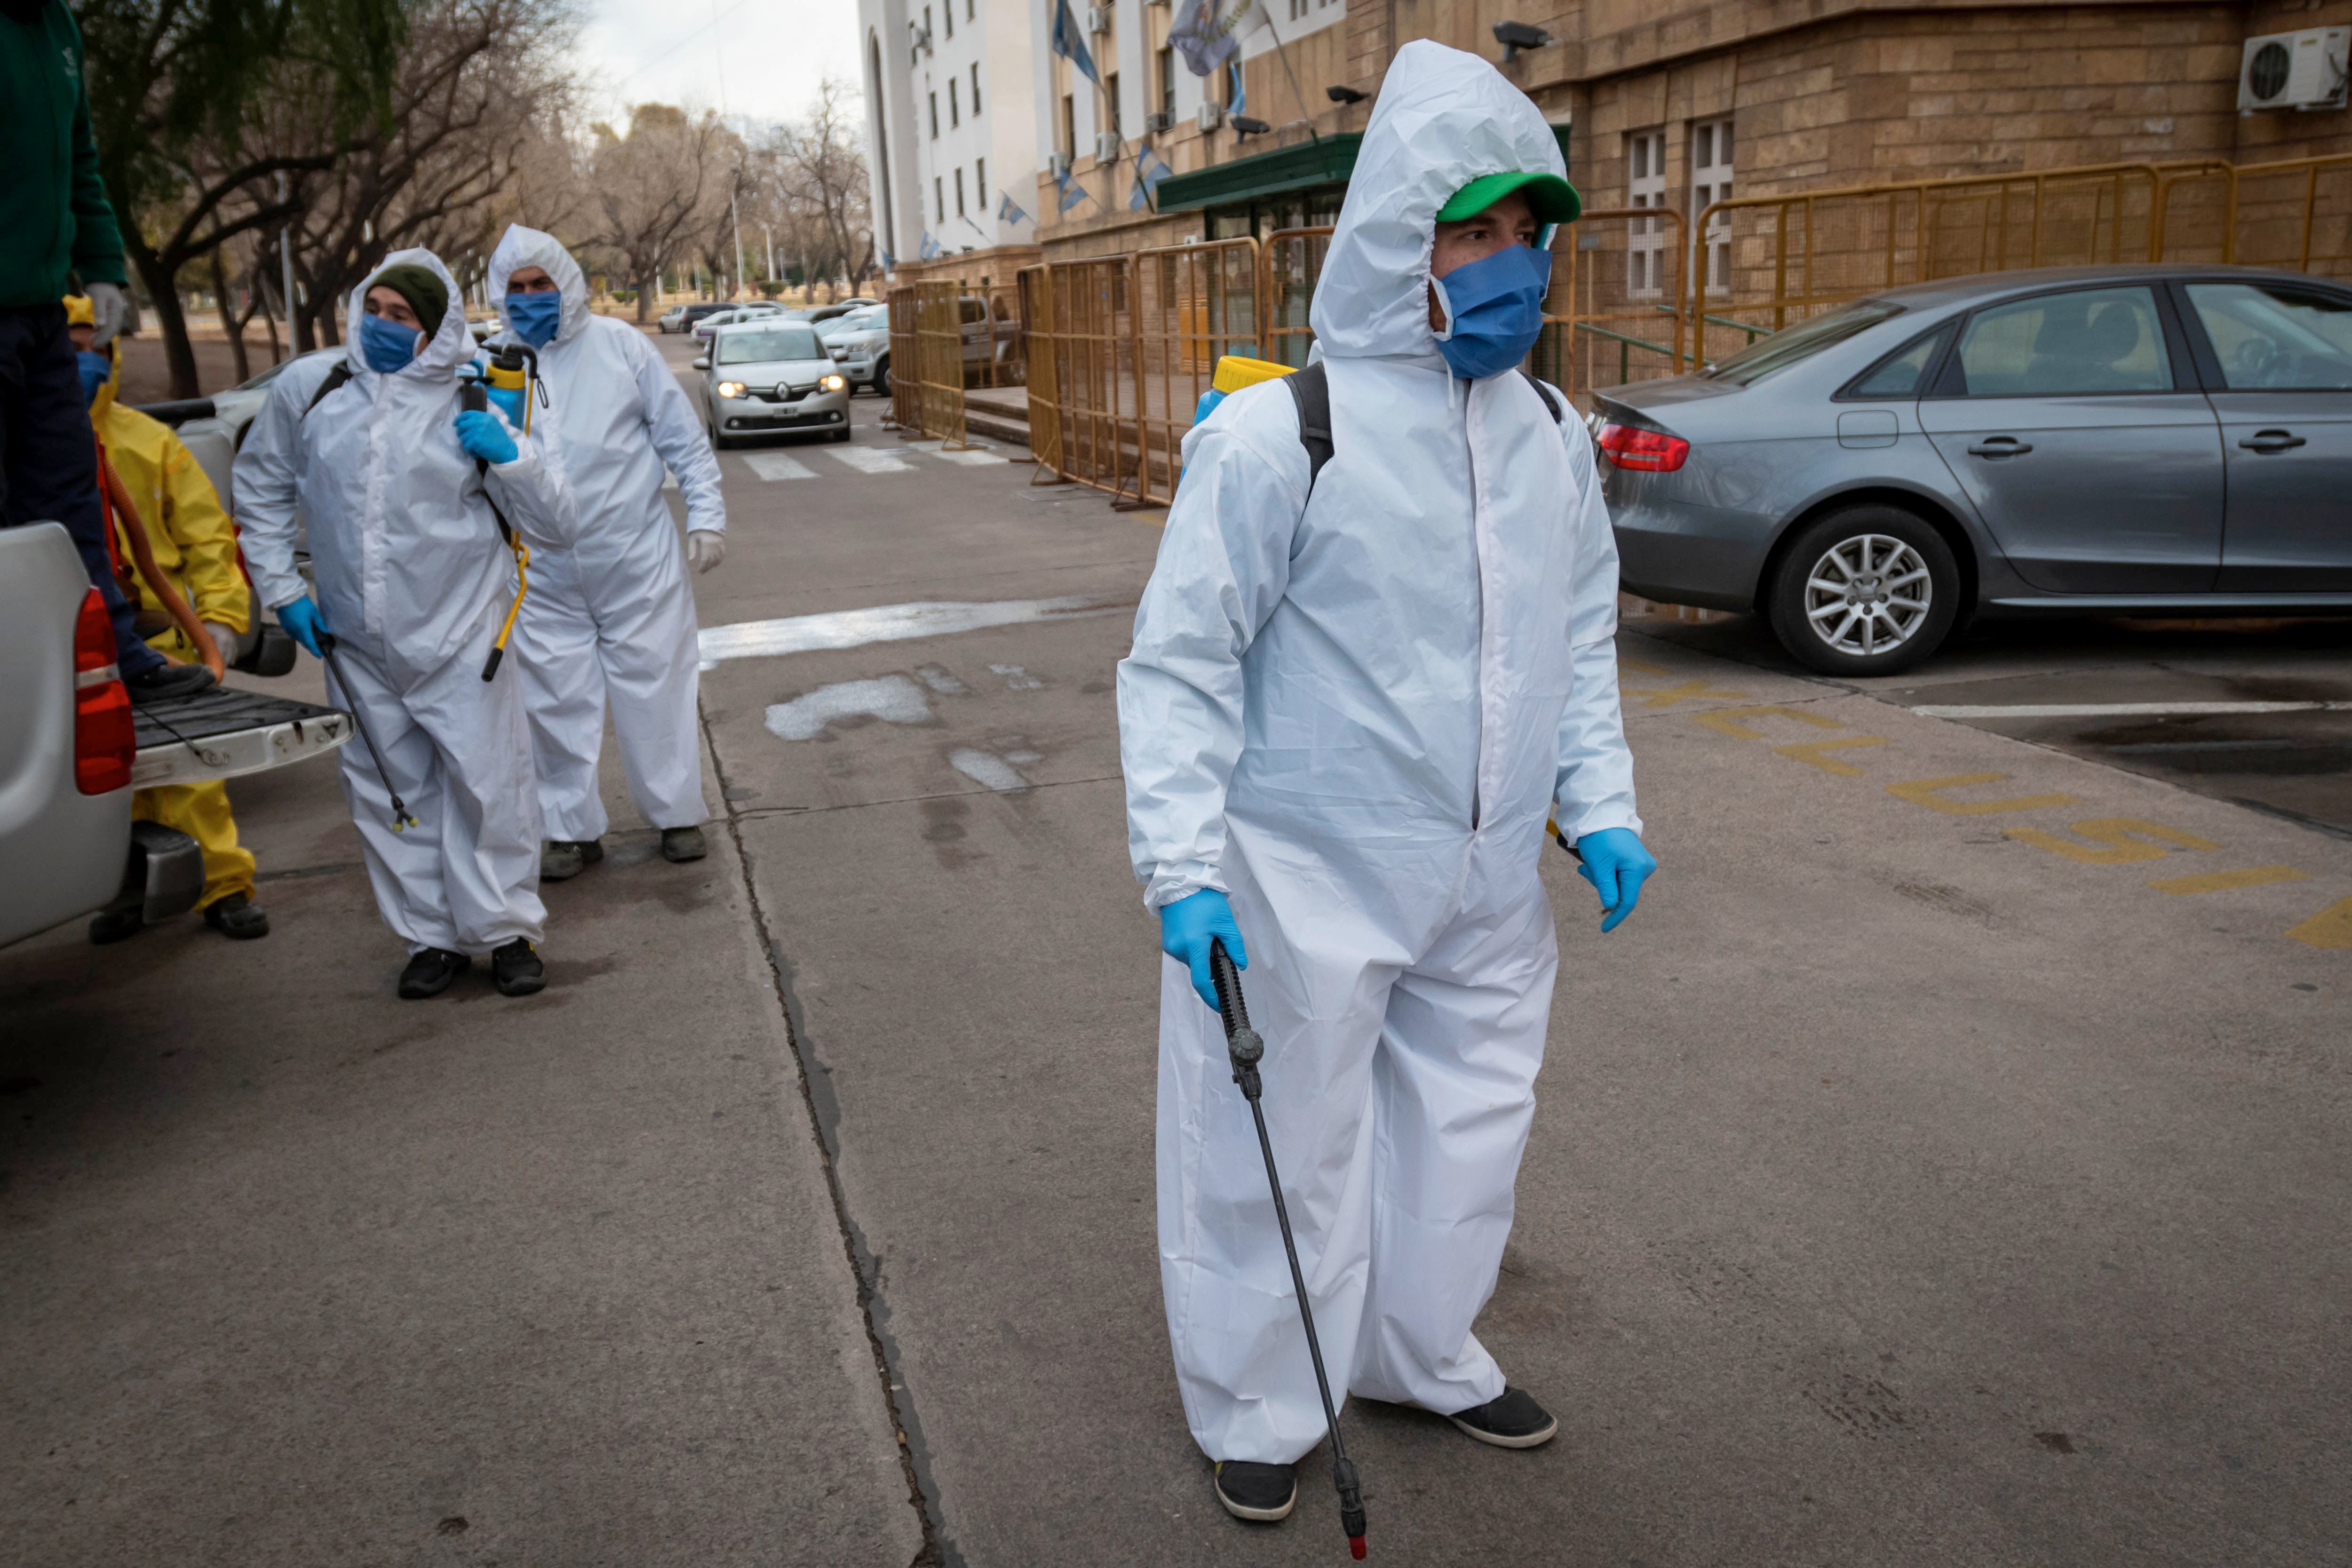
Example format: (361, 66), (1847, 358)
(1446, 1386), (1559, 1449)
(540, 838), (604, 882)
(660, 825), (707, 863)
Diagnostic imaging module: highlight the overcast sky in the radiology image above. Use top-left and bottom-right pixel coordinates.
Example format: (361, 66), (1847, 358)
(575, 0), (864, 127)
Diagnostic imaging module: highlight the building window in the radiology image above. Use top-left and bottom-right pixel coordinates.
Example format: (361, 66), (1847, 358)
(1157, 45), (1175, 113)
(950, 78), (960, 127)
(929, 92), (938, 139)
(943, 0), (951, 37)
(1060, 93), (1075, 159)
(955, 167), (966, 217)
(966, 0), (973, 17)
(976, 157), (987, 208)
(971, 61), (982, 116)
(935, 176), (944, 223)
(1627, 129), (1666, 299)
(1691, 117), (1734, 292)
(1106, 71), (1121, 137)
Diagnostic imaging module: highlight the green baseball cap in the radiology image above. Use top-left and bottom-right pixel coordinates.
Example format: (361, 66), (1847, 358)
(1436, 170), (1581, 226)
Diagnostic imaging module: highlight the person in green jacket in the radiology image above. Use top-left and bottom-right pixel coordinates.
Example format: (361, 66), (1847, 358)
(1, 0), (211, 699)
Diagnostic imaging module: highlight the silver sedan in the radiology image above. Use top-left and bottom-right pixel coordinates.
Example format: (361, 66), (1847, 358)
(1597, 263), (2352, 674)
(694, 320), (851, 448)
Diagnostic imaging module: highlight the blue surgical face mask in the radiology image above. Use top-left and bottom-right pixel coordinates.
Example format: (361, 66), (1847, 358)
(78, 350), (111, 405)
(504, 290), (561, 349)
(358, 310), (422, 374)
(1428, 241), (1554, 381)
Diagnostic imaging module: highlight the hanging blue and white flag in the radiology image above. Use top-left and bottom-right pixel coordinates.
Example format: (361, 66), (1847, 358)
(1169, 0), (1261, 77)
(1057, 168), (1092, 214)
(1129, 145), (1173, 211)
(1228, 59), (1246, 119)
(1049, 0), (1100, 87)
(998, 191), (1032, 229)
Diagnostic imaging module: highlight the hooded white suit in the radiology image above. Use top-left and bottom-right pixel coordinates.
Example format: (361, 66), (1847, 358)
(236, 248), (577, 956)
(485, 226), (723, 844)
(1116, 41), (1640, 1465)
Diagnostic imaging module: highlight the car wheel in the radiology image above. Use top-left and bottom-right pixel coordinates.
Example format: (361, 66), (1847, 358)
(874, 356), (890, 398)
(1766, 505), (1961, 677)
(832, 424), (852, 442)
(707, 420), (731, 452)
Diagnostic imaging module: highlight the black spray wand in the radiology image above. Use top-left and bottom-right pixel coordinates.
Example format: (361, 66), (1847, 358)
(1208, 936), (1369, 1559)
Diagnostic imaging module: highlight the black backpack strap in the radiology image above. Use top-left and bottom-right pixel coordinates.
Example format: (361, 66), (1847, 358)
(1520, 367), (1563, 423)
(1284, 362), (1333, 493)
(302, 361), (352, 420)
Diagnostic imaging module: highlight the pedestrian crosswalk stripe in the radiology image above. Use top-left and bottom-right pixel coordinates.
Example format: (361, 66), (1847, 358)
(828, 445), (914, 475)
(742, 452), (817, 481)
(934, 448), (1009, 466)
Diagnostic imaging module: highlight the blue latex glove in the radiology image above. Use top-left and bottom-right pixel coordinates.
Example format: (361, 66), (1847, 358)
(1574, 827), (1656, 934)
(454, 408), (518, 465)
(276, 596), (329, 658)
(1159, 888), (1248, 1012)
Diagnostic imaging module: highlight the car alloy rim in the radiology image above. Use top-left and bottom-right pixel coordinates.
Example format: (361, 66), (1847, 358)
(1803, 533), (1931, 658)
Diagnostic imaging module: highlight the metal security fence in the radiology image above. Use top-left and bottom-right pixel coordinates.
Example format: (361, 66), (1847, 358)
(1133, 238), (1261, 506)
(1025, 256), (1140, 499)
(1532, 207), (1692, 402)
(1259, 227), (1333, 369)
(885, 281), (973, 445)
(2153, 152), (2352, 275)
(1016, 265), (1061, 476)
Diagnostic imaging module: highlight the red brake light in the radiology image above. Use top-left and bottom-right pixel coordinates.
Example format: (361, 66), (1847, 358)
(1597, 422), (1690, 472)
(72, 587), (135, 795)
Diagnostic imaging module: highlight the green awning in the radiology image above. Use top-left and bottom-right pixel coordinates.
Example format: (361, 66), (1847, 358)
(1152, 124), (1573, 215)
(1153, 134), (1363, 213)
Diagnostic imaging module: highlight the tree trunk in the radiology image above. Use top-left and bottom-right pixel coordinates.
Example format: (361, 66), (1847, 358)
(128, 239), (202, 399)
(636, 271), (654, 323)
(211, 249), (250, 385)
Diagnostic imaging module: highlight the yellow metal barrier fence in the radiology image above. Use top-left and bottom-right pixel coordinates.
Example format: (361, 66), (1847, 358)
(1016, 265), (1061, 476)
(1533, 207), (1692, 403)
(1026, 256), (1140, 499)
(1132, 238), (1262, 506)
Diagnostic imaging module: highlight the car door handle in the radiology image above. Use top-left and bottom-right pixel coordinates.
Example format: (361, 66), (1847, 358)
(1966, 437), (2033, 456)
(2239, 430), (2307, 453)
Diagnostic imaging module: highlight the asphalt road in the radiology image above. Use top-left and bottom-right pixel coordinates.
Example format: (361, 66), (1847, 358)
(5, 331), (2348, 1565)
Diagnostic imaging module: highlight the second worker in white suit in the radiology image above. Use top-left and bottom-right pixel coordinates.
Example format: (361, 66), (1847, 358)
(485, 225), (725, 879)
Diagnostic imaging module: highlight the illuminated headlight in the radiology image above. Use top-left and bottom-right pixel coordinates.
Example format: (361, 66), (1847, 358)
(820, 373), (846, 392)
(716, 381), (746, 398)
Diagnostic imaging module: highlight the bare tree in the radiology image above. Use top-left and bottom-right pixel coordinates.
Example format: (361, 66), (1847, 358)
(770, 77), (873, 292)
(583, 104), (732, 322)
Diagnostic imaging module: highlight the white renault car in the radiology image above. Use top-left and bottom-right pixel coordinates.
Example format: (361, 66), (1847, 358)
(695, 319), (851, 447)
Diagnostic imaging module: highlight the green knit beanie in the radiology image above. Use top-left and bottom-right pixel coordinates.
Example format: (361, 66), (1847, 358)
(367, 263), (449, 337)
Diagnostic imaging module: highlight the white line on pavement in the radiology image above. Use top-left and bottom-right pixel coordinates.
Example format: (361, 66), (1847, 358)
(696, 596), (1129, 669)
(1914, 700), (2352, 719)
(827, 445), (914, 475)
(933, 448), (1010, 466)
(741, 452), (817, 481)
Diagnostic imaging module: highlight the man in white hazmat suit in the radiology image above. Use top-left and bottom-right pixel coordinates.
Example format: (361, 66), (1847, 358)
(1117, 41), (1658, 1524)
(236, 248), (578, 1000)
(484, 225), (724, 881)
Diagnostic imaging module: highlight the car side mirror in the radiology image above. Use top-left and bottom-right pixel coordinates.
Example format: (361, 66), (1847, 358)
(691, 356), (709, 370)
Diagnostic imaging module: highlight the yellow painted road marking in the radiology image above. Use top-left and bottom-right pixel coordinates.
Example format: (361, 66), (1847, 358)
(2287, 894), (2352, 949)
(1627, 678), (1749, 709)
(1619, 657), (1671, 675)
(2004, 818), (2223, 865)
(1773, 736), (1891, 776)
(1888, 773), (2083, 816)
(2148, 865), (2312, 895)
(1694, 704), (1843, 739)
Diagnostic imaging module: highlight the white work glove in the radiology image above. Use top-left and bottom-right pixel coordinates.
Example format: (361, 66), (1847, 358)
(203, 621), (246, 663)
(687, 530), (725, 574)
(87, 281), (128, 348)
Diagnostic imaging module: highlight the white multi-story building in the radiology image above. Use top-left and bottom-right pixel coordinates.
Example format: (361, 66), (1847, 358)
(858, 0), (1039, 268)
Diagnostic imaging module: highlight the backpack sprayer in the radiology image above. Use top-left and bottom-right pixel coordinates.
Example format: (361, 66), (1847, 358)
(459, 340), (543, 682)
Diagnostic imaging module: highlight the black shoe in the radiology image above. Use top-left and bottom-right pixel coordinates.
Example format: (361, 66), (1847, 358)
(201, 891), (270, 939)
(660, 825), (707, 863)
(126, 662), (215, 703)
(1446, 1386), (1559, 1449)
(397, 947), (468, 999)
(88, 907), (145, 945)
(491, 937), (545, 996)
(1213, 1460), (1296, 1522)
(540, 838), (603, 882)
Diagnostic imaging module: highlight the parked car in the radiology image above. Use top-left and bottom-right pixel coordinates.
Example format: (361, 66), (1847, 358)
(1595, 263), (2352, 675)
(820, 304), (892, 394)
(1, 523), (350, 947)
(693, 302), (788, 342)
(694, 319), (851, 448)
(660, 301), (735, 334)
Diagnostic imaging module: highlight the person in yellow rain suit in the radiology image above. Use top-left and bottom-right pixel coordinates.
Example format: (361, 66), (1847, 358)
(67, 294), (270, 943)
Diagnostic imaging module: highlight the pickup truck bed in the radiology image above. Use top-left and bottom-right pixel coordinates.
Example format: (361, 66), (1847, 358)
(133, 686), (351, 789)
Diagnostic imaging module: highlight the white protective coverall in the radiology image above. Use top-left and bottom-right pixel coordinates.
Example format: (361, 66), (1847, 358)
(1116, 40), (1641, 1466)
(236, 248), (577, 955)
(486, 225), (723, 843)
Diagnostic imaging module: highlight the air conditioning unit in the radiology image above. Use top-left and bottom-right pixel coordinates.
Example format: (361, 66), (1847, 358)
(1047, 150), (1072, 180)
(2239, 28), (2348, 111)
(1196, 101), (1224, 133)
(1094, 130), (1123, 163)
(1144, 109), (1175, 134)
(1087, 4), (1112, 33)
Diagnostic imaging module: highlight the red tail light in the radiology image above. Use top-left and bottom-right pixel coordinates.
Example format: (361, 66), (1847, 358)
(1597, 422), (1691, 472)
(72, 587), (135, 795)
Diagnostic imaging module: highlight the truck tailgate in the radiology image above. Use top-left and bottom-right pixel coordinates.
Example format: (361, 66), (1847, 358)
(133, 686), (352, 788)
